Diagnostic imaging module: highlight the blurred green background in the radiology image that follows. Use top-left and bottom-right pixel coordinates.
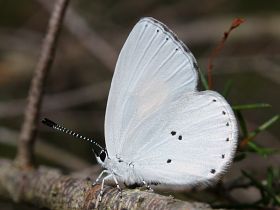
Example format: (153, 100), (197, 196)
(0, 0), (279, 209)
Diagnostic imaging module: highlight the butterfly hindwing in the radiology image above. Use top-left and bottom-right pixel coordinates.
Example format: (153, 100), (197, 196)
(131, 90), (238, 185)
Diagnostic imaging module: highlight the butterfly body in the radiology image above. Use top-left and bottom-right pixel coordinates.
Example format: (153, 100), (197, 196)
(97, 153), (142, 185)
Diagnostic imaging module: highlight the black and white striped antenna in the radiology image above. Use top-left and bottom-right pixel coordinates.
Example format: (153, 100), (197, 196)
(42, 118), (103, 151)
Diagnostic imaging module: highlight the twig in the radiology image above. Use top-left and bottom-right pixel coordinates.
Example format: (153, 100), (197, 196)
(0, 159), (213, 210)
(15, 0), (70, 168)
(239, 115), (279, 148)
(207, 18), (245, 89)
(37, 0), (118, 71)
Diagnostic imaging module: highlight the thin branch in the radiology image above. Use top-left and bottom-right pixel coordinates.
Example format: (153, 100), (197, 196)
(239, 115), (279, 148)
(15, 0), (70, 168)
(0, 159), (213, 210)
(37, 0), (118, 71)
(207, 18), (245, 89)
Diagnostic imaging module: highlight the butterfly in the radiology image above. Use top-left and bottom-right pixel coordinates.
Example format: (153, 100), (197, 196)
(43, 17), (238, 204)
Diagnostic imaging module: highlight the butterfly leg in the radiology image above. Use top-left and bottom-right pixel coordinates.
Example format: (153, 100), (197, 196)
(111, 173), (122, 199)
(95, 174), (113, 208)
(142, 180), (154, 192)
(93, 169), (109, 186)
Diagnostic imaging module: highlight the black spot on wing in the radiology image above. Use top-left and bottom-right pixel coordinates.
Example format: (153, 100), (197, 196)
(171, 131), (176, 136)
(140, 17), (199, 73)
(167, 159), (172, 163)
(210, 169), (216, 174)
(146, 18), (191, 53)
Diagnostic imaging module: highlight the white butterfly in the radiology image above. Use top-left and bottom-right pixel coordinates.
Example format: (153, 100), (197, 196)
(43, 17), (238, 204)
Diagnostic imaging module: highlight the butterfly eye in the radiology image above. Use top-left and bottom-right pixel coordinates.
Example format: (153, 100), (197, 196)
(210, 169), (216, 174)
(99, 150), (107, 162)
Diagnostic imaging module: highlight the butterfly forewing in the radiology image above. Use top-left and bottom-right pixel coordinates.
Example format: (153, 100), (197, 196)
(105, 17), (199, 158)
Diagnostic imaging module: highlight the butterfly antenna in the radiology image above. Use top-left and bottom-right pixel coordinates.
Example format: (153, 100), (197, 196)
(42, 118), (103, 151)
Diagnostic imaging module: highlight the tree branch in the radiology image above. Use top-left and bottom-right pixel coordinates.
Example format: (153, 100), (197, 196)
(0, 159), (213, 210)
(15, 0), (70, 168)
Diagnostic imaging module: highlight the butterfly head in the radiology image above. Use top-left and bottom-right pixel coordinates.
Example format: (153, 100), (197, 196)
(95, 149), (108, 165)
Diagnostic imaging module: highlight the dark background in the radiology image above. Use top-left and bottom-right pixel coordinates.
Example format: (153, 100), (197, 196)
(0, 0), (279, 209)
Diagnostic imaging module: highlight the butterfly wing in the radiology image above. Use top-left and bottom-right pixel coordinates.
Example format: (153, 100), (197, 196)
(105, 17), (198, 157)
(105, 17), (238, 186)
(130, 90), (238, 186)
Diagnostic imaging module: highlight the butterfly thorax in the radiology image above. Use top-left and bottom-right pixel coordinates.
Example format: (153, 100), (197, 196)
(102, 156), (142, 185)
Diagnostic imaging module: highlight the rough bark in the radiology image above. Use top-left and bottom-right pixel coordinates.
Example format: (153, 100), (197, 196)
(0, 159), (214, 210)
